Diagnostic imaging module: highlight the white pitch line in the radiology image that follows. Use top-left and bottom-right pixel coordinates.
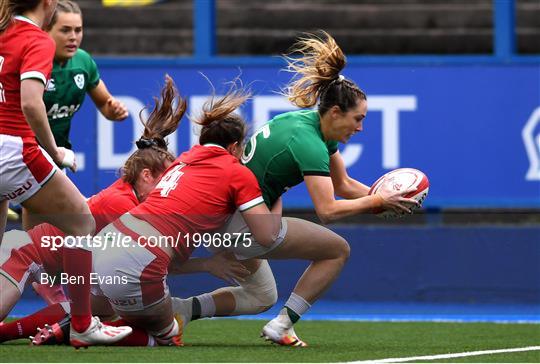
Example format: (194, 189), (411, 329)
(349, 346), (540, 363)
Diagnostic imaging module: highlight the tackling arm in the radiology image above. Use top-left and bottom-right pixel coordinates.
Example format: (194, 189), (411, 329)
(241, 203), (282, 248)
(168, 252), (250, 283)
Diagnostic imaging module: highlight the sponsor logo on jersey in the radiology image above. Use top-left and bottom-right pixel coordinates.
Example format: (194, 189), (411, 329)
(45, 78), (56, 92)
(47, 103), (81, 119)
(1, 180), (33, 200)
(74, 74), (85, 89)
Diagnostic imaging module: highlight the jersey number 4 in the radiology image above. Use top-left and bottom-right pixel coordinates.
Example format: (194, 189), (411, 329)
(156, 163), (185, 197)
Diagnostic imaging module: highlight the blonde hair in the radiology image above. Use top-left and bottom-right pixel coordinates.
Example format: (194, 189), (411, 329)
(283, 31), (366, 114)
(46, 0), (82, 31)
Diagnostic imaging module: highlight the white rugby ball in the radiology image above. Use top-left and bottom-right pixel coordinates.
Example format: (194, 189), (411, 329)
(368, 168), (430, 219)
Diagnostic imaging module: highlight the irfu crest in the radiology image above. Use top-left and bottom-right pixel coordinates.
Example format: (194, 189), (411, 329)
(74, 74), (85, 90)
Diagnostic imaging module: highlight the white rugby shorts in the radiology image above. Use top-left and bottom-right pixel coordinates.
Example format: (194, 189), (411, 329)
(0, 134), (57, 204)
(91, 218), (171, 312)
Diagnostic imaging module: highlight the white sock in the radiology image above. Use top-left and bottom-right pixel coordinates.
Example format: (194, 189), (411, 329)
(171, 297), (193, 322)
(276, 307), (293, 328)
(282, 292), (311, 324)
(196, 293), (216, 318)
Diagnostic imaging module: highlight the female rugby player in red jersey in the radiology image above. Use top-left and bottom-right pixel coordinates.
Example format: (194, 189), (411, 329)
(0, 76), (249, 346)
(175, 32), (419, 347)
(83, 81), (283, 346)
(0, 0), (132, 346)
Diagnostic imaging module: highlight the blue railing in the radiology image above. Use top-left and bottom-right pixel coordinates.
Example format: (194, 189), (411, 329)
(97, 0), (539, 66)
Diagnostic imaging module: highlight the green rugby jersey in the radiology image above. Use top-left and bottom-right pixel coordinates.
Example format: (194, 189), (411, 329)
(242, 110), (339, 207)
(43, 48), (100, 149)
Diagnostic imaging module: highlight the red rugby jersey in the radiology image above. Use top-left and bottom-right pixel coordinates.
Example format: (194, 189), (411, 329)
(28, 179), (139, 273)
(88, 178), (139, 233)
(0, 16), (55, 137)
(131, 144), (264, 262)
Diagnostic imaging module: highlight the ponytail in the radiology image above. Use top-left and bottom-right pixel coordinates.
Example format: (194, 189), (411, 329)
(283, 31), (366, 115)
(122, 75), (186, 184)
(193, 77), (250, 148)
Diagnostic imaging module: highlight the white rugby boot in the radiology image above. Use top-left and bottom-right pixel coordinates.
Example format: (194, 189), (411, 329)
(69, 316), (132, 348)
(261, 318), (308, 347)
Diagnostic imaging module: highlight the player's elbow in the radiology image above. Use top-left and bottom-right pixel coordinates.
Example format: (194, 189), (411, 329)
(316, 213), (329, 225)
(332, 181), (347, 199)
(251, 230), (276, 248)
(246, 213), (282, 247)
(20, 98), (40, 118)
(316, 207), (339, 225)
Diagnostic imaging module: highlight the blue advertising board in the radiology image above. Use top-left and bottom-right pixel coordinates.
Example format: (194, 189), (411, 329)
(69, 63), (540, 208)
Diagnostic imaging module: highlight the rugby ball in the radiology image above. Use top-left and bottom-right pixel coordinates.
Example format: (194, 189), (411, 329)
(368, 168), (429, 219)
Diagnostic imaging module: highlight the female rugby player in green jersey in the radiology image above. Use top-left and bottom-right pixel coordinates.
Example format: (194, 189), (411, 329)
(44, 0), (127, 151)
(174, 32), (419, 347)
(22, 0), (128, 229)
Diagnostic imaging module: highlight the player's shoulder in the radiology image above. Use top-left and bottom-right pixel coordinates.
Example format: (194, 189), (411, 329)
(74, 48), (92, 60)
(91, 179), (136, 204)
(228, 158), (257, 181)
(16, 18), (52, 38)
(71, 48), (97, 67)
(273, 110), (320, 136)
(273, 109), (317, 123)
(107, 179), (137, 200)
(10, 21), (54, 48)
(89, 179), (138, 213)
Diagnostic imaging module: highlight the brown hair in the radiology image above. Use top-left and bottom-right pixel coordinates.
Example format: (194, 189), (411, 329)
(121, 75), (186, 185)
(193, 78), (250, 148)
(0, 0), (41, 33)
(45, 0), (81, 31)
(283, 31), (366, 115)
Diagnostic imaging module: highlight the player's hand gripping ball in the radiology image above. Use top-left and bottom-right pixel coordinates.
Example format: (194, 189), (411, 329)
(369, 168), (430, 219)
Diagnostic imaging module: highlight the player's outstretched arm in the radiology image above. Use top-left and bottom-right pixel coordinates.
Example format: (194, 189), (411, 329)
(89, 80), (129, 121)
(329, 150), (370, 199)
(305, 174), (381, 224)
(305, 174), (418, 224)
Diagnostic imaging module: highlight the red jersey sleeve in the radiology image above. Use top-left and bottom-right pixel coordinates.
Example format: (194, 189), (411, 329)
(98, 193), (138, 216)
(87, 180), (139, 232)
(20, 35), (54, 85)
(229, 164), (264, 211)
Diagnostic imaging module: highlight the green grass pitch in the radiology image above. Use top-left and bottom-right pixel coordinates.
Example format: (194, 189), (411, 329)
(1, 319), (539, 362)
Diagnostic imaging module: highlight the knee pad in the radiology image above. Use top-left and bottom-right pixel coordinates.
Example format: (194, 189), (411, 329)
(230, 260), (278, 314)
